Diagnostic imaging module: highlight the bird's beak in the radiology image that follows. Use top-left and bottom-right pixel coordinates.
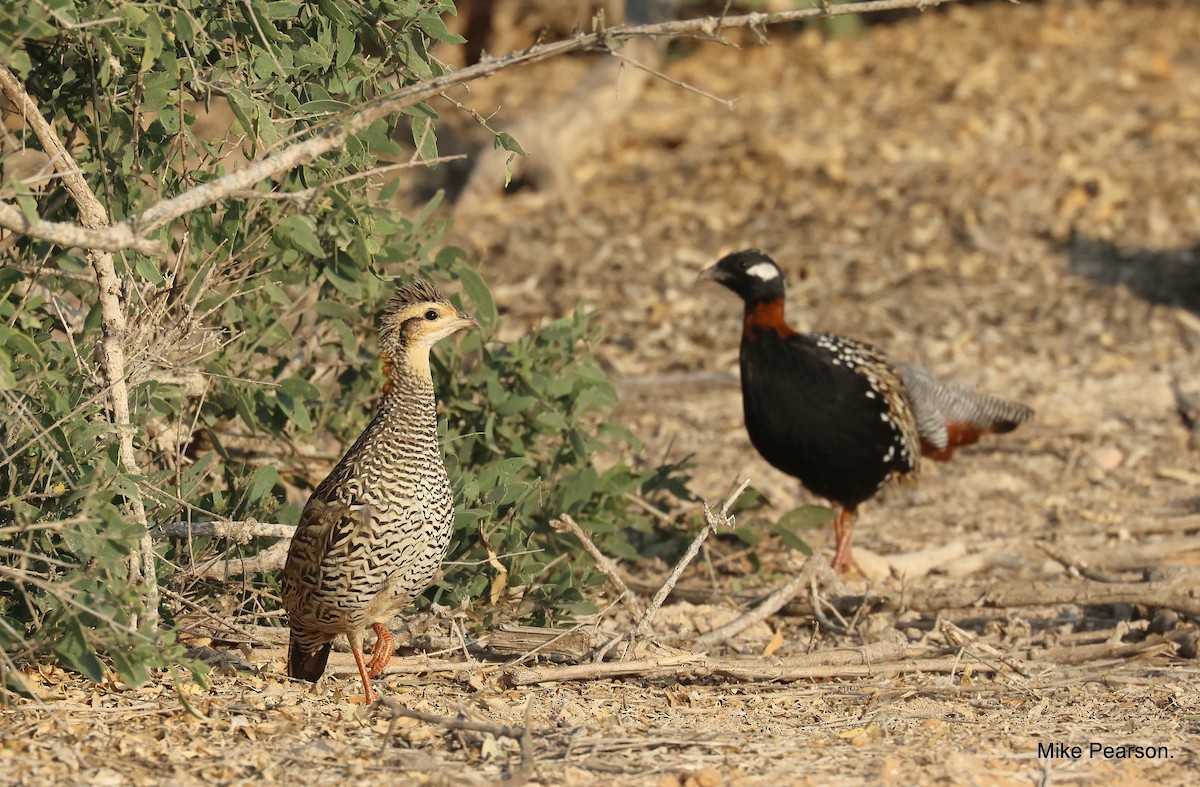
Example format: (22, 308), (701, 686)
(696, 264), (723, 284)
(456, 310), (479, 328)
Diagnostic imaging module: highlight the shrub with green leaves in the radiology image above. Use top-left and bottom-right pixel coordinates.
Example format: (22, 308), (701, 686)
(0, 0), (690, 694)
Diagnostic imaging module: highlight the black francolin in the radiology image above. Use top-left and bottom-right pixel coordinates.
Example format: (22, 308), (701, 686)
(282, 280), (476, 702)
(699, 250), (1032, 573)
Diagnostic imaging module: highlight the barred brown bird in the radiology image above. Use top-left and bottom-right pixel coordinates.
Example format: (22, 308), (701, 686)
(700, 250), (1032, 573)
(282, 279), (476, 702)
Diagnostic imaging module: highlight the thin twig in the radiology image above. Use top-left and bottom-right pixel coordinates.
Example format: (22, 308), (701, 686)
(938, 619), (1035, 680)
(695, 558), (818, 646)
(1035, 540), (1128, 584)
(159, 587), (273, 647)
(379, 697), (529, 737)
(550, 514), (644, 620)
(634, 479), (750, 639)
(608, 50), (737, 109)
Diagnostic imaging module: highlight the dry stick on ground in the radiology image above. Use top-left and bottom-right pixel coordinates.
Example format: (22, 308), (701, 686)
(0, 0), (966, 254)
(879, 577), (1200, 618)
(378, 697), (535, 786)
(695, 556), (823, 647)
(504, 649), (1052, 688)
(0, 64), (158, 625)
(550, 514), (645, 620)
(1035, 540), (1127, 584)
(938, 619), (1034, 679)
(631, 573), (1200, 619)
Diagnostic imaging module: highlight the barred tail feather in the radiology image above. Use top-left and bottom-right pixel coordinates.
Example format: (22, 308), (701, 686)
(894, 360), (1033, 460)
(288, 633), (332, 682)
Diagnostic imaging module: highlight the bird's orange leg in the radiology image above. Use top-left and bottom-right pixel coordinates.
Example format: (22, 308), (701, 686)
(365, 622), (394, 678)
(351, 645), (377, 704)
(830, 507), (862, 575)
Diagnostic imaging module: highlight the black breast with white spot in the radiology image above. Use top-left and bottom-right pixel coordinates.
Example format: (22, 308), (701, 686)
(738, 330), (919, 509)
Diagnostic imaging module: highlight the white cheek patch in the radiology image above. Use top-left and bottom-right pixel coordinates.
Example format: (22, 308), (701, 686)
(745, 262), (780, 281)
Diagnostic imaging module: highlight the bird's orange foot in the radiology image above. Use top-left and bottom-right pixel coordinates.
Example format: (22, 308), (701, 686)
(365, 622), (394, 678)
(830, 549), (863, 576)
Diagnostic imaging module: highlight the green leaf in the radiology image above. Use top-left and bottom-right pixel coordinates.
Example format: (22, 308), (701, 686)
(0, 349), (15, 391)
(417, 10), (466, 44)
(777, 505), (834, 531)
(265, 1), (303, 19)
(411, 115), (438, 162)
(452, 258), (498, 331)
(54, 618), (105, 683)
(140, 12), (165, 73)
(109, 648), (151, 688)
(277, 215), (324, 257)
(278, 376), (321, 400)
(247, 465), (279, 503)
(299, 99), (350, 115)
(495, 132), (527, 156)
(323, 264), (363, 298)
(132, 254), (164, 284)
(774, 505), (832, 555)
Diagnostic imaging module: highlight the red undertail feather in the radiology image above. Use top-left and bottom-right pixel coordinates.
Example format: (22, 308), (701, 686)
(921, 421), (997, 462)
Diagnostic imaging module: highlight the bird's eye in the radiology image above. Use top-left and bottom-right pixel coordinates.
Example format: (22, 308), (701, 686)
(424, 309), (438, 321)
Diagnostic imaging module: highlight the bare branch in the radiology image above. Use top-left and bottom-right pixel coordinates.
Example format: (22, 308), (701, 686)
(0, 0), (963, 254)
(157, 520), (297, 542)
(695, 558), (820, 647)
(503, 637), (917, 686)
(0, 202), (166, 255)
(186, 540), (291, 581)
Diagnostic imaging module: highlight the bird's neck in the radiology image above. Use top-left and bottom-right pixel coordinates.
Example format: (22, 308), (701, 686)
(379, 351), (436, 411)
(742, 298), (795, 340)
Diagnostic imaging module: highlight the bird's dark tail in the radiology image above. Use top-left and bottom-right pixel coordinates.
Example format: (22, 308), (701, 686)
(288, 632), (332, 682)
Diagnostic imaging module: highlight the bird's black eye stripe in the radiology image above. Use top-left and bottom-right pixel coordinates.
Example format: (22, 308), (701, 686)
(424, 309), (438, 321)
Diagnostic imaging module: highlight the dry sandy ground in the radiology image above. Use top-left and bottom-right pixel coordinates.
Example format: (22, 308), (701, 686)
(4, 0), (1200, 784)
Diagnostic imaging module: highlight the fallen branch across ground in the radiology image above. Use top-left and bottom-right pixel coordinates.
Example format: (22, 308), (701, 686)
(502, 654), (1004, 687)
(631, 575), (1200, 619)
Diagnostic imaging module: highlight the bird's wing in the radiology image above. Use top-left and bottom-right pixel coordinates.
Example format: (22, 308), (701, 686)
(284, 496), (373, 588)
(893, 360), (1033, 456)
(807, 332), (921, 478)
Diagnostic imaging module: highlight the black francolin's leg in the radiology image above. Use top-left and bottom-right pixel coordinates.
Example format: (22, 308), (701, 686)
(831, 507), (861, 575)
